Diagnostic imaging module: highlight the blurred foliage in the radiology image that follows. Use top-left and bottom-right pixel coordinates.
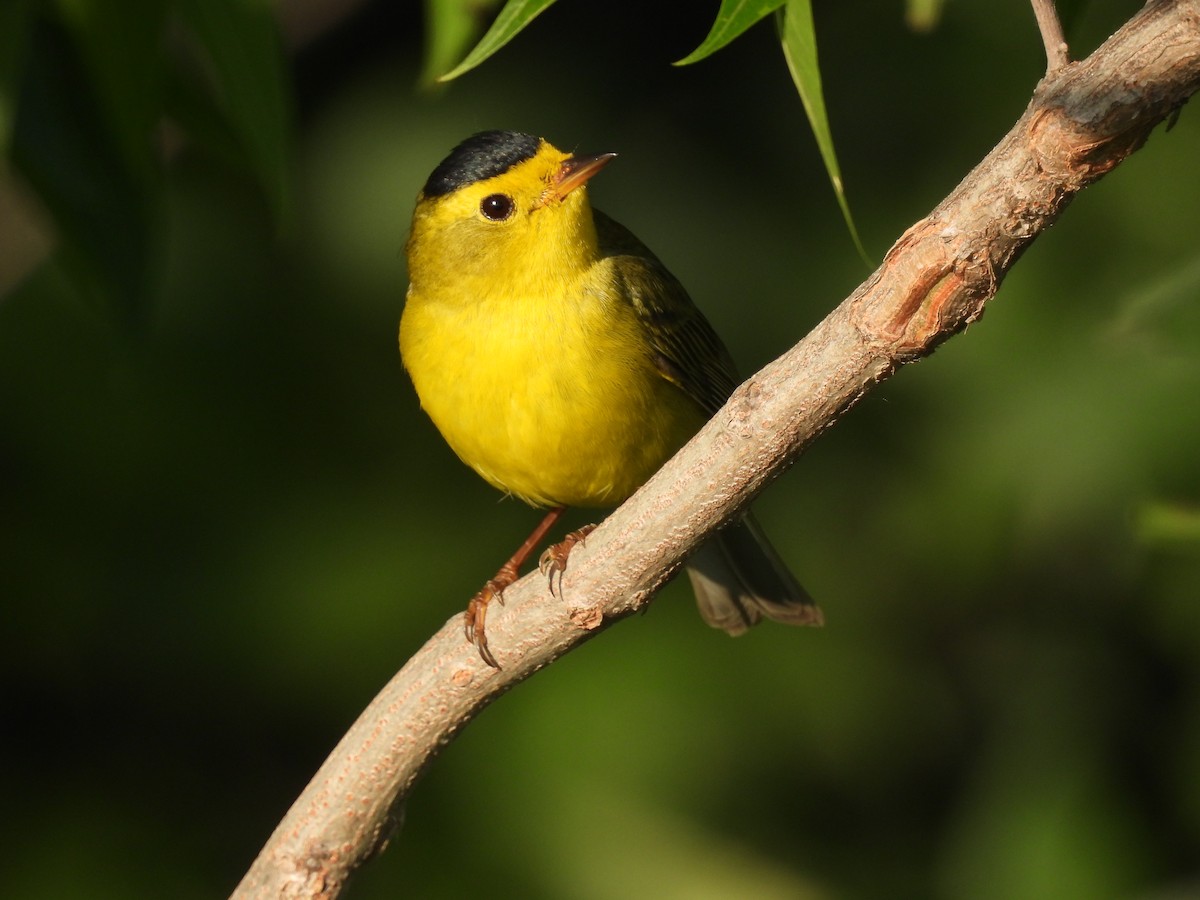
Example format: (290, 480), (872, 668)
(2, 1), (1200, 899)
(3, 0), (290, 325)
(905, 0), (947, 34)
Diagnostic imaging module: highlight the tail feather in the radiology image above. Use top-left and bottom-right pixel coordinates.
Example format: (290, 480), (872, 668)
(685, 512), (822, 636)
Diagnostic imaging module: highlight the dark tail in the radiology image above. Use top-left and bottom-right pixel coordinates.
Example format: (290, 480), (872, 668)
(685, 512), (823, 636)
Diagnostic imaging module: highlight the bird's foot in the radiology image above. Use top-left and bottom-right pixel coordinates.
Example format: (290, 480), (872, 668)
(464, 560), (520, 669)
(538, 524), (597, 597)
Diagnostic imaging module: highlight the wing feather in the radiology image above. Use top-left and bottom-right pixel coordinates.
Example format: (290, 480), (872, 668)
(594, 210), (738, 416)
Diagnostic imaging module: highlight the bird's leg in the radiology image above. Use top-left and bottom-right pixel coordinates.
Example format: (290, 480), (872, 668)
(539, 524), (598, 597)
(465, 506), (565, 668)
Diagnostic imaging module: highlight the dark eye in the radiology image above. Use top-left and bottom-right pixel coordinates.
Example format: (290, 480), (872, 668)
(479, 193), (515, 221)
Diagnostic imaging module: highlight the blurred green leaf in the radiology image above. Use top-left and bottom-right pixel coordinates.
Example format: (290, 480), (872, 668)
(675, 0), (786, 66)
(0, 0), (37, 160)
(175, 0), (293, 221)
(1138, 503), (1200, 549)
(1105, 253), (1200, 357)
(11, 18), (160, 324)
(905, 0), (946, 33)
(420, 0), (502, 88)
(777, 0), (870, 266)
(438, 0), (557, 82)
(54, 0), (168, 183)
(161, 59), (245, 168)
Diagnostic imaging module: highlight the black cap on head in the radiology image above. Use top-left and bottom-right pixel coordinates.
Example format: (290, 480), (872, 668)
(422, 131), (543, 197)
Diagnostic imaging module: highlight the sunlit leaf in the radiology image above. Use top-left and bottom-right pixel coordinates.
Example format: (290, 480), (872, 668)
(675, 0), (786, 66)
(777, 0), (870, 266)
(438, 0), (557, 82)
(420, 0), (502, 88)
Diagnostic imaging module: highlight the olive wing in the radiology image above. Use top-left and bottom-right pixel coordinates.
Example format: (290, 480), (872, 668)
(594, 210), (739, 417)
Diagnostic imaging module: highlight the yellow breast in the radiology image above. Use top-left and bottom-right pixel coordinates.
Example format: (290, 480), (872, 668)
(399, 263), (705, 508)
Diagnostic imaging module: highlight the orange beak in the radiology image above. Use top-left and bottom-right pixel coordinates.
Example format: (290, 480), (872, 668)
(545, 151), (617, 204)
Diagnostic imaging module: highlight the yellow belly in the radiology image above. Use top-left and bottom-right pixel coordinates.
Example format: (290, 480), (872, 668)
(399, 280), (706, 509)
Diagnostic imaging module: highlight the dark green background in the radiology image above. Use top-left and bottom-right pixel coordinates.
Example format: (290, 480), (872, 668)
(3, 1), (1199, 897)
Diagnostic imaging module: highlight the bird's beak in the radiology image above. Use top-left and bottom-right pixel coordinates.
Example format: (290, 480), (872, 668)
(545, 151), (617, 203)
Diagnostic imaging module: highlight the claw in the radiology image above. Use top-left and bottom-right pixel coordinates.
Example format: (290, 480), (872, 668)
(539, 525), (597, 597)
(463, 579), (507, 668)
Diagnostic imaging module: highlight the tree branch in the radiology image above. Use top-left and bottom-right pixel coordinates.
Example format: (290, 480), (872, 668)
(1032, 0), (1071, 73)
(233, 1), (1200, 896)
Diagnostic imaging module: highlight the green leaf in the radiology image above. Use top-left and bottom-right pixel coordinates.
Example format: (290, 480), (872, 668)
(905, 0), (946, 33)
(777, 0), (870, 267)
(438, 0), (557, 83)
(676, 0), (786, 66)
(175, 0), (293, 222)
(420, 0), (502, 89)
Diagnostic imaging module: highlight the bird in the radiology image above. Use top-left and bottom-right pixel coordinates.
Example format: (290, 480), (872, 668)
(399, 130), (822, 666)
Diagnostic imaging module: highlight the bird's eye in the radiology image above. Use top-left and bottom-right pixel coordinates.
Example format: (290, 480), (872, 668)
(479, 193), (515, 221)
